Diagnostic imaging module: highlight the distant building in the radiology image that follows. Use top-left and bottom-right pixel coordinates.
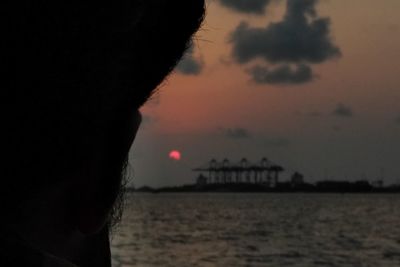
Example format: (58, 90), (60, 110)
(193, 157), (284, 187)
(372, 180), (384, 188)
(316, 180), (373, 192)
(291, 172), (304, 186)
(196, 174), (208, 187)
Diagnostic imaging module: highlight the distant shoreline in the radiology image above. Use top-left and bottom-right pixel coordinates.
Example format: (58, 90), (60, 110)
(129, 181), (400, 194)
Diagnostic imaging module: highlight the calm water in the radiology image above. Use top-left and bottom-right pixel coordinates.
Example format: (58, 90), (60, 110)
(111, 193), (400, 267)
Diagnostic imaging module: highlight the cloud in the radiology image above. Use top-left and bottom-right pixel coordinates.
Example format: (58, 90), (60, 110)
(228, 0), (341, 85)
(230, 0), (341, 64)
(176, 45), (204, 75)
(332, 103), (353, 118)
(220, 127), (251, 139)
(248, 63), (313, 84)
(218, 0), (272, 15)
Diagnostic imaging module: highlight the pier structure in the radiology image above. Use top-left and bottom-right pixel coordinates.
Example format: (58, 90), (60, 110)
(193, 158), (284, 187)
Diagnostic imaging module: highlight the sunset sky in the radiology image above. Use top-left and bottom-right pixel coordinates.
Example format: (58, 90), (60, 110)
(130, 0), (400, 187)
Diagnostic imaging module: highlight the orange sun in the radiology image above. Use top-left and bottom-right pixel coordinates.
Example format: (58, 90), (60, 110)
(169, 150), (181, 161)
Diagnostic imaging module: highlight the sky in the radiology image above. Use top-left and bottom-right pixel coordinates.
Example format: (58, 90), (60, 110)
(129, 0), (400, 187)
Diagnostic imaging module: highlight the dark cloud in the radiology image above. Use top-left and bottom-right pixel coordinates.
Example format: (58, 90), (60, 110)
(332, 103), (353, 118)
(249, 64), (313, 84)
(229, 0), (341, 64)
(220, 127), (290, 147)
(221, 127), (251, 139)
(176, 45), (204, 75)
(218, 0), (272, 15)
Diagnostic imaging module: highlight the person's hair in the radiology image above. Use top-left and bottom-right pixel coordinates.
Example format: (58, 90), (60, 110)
(1, 1), (205, 217)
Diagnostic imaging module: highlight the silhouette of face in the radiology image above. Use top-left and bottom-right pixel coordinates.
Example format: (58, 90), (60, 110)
(1, 0), (205, 236)
(0, 2), (204, 266)
(91, 0), (206, 230)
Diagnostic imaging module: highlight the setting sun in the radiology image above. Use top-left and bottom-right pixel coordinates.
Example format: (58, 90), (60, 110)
(169, 150), (181, 161)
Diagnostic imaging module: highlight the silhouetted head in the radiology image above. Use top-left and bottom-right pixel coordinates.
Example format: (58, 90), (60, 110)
(0, 1), (204, 265)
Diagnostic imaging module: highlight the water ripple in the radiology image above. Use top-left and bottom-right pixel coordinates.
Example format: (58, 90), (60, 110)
(111, 193), (400, 267)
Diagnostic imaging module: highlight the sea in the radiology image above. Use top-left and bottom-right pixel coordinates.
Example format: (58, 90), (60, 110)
(111, 193), (400, 267)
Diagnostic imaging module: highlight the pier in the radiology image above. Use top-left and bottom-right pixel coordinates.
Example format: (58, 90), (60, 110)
(193, 158), (284, 187)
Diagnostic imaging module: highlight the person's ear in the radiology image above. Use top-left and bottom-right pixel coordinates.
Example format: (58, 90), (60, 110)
(76, 111), (142, 235)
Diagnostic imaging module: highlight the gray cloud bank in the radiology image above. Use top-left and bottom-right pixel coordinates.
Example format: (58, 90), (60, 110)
(219, 127), (292, 150)
(218, 0), (272, 15)
(229, 0), (341, 84)
(249, 64), (313, 84)
(176, 45), (204, 75)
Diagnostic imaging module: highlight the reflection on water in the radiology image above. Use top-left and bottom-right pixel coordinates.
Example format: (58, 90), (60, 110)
(111, 193), (400, 267)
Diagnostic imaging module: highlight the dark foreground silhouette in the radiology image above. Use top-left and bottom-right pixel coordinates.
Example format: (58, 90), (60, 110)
(136, 158), (399, 194)
(133, 181), (400, 194)
(1, 1), (204, 267)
